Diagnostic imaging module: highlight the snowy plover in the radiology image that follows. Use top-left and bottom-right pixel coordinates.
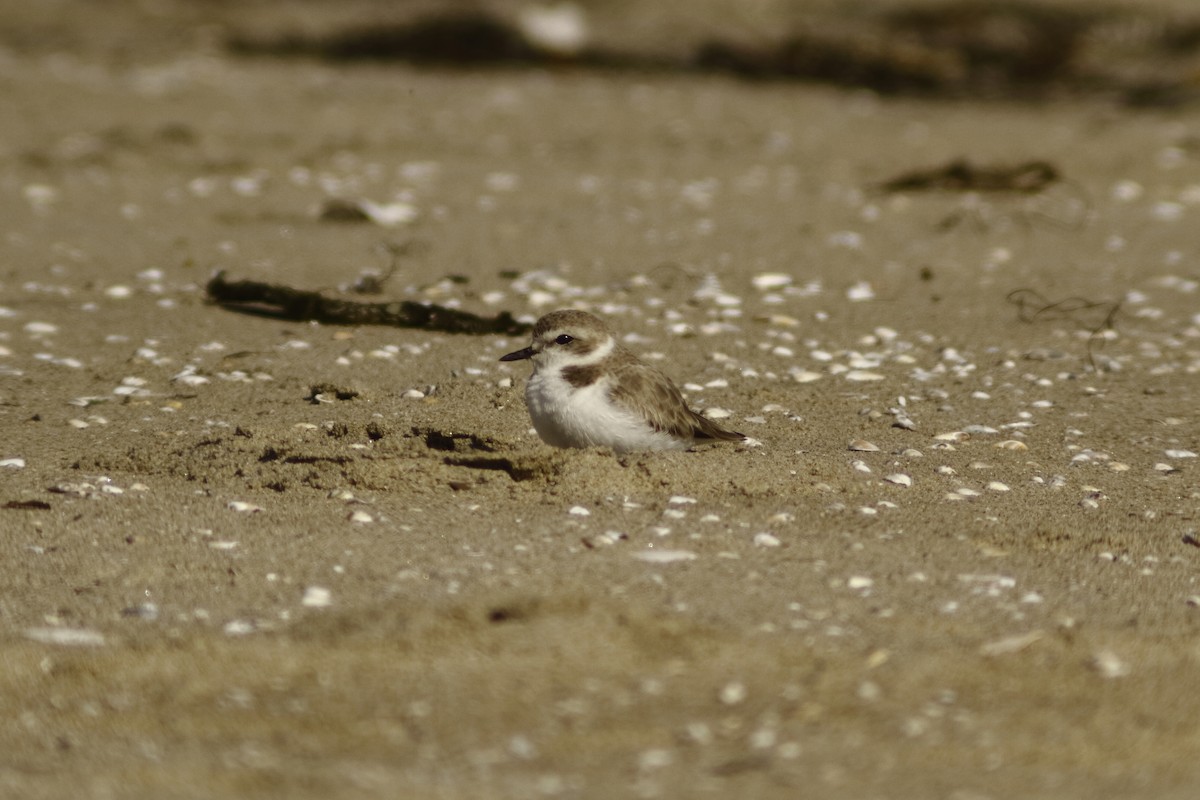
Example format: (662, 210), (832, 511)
(500, 309), (745, 452)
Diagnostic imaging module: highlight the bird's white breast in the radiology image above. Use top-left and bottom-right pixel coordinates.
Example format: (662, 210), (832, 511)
(525, 368), (688, 452)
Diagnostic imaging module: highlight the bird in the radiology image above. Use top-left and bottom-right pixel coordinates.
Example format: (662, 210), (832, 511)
(499, 309), (745, 452)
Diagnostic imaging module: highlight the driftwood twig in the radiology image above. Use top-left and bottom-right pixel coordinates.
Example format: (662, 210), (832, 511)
(878, 159), (1060, 194)
(206, 272), (530, 335)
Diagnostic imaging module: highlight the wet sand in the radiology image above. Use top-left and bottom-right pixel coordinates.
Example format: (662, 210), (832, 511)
(3, 2), (1200, 798)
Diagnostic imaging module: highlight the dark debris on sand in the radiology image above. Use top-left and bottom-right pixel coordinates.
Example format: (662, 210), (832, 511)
(227, 2), (1200, 107)
(205, 272), (530, 336)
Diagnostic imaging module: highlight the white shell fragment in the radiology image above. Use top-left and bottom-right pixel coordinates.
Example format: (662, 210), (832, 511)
(24, 627), (107, 647)
(631, 550), (697, 564)
(884, 473), (912, 487)
(301, 586), (333, 608)
(846, 281), (875, 301)
(719, 682), (747, 706)
(979, 630), (1045, 656)
(752, 273), (793, 291)
(358, 199), (419, 227)
(224, 620), (257, 636)
(789, 368), (823, 383)
(24, 321), (59, 335)
(517, 2), (589, 56)
(1091, 649), (1130, 679)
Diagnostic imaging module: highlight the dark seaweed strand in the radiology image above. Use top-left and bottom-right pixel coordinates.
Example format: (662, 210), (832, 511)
(206, 272), (530, 335)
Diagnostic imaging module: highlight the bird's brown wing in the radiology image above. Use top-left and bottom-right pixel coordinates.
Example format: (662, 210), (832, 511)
(608, 361), (744, 442)
(690, 408), (746, 442)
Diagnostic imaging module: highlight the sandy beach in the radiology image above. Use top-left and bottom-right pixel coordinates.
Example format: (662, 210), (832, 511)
(3, 2), (1200, 797)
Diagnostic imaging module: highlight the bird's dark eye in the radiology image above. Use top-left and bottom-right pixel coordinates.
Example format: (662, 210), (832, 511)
(555, 334), (574, 346)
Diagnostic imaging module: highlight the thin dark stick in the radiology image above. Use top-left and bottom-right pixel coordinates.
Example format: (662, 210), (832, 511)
(206, 272), (530, 335)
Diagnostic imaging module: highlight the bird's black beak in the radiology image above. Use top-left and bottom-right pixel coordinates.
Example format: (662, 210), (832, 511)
(499, 346), (535, 362)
